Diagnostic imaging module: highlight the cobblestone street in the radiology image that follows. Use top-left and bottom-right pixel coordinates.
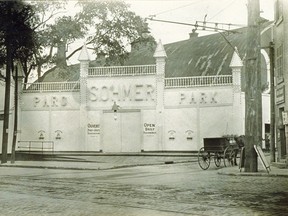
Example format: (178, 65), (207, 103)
(0, 162), (287, 216)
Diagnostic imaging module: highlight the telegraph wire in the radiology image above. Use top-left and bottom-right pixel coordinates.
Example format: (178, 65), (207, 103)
(146, 17), (241, 53)
(146, 17), (241, 34)
(207, 0), (237, 21)
(151, 0), (205, 17)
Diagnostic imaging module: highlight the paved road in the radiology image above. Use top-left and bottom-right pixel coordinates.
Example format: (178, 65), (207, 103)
(0, 162), (287, 216)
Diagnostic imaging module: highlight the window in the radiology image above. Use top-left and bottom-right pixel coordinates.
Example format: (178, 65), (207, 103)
(276, 44), (284, 83)
(0, 114), (4, 120)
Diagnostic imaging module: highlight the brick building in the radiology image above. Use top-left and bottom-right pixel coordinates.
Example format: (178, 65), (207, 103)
(274, 0), (288, 161)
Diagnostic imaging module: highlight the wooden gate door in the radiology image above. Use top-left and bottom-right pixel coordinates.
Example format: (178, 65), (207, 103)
(102, 110), (141, 152)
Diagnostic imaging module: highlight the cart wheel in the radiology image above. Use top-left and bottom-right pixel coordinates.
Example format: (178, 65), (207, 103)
(223, 146), (233, 167)
(198, 147), (210, 170)
(214, 152), (221, 167)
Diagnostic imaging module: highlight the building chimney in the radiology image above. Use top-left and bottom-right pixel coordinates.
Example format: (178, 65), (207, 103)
(96, 52), (106, 66)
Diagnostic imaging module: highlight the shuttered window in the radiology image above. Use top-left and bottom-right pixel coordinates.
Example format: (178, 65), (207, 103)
(276, 44), (284, 83)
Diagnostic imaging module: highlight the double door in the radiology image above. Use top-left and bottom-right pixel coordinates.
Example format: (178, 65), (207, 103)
(102, 110), (141, 152)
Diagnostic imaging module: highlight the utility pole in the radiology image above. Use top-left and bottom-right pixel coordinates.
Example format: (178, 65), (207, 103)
(269, 42), (276, 162)
(244, 0), (261, 172)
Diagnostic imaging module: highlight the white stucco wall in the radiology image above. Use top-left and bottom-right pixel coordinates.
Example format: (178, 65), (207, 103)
(0, 72), (271, 153)
(19, 91), (81, 151)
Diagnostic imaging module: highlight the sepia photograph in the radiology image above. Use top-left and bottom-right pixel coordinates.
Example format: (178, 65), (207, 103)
(0, 0), (287, 215)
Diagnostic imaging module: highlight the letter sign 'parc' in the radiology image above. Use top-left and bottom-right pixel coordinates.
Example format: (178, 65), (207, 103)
(34, 96), (68, 108)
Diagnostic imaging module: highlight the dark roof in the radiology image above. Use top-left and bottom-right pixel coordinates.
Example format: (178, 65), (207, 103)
(40, 21), (273, 82)
(124, 22), (272, 79)
(164, 31), (246, 77)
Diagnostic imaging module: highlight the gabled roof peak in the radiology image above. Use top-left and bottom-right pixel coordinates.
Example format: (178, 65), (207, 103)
(78, 43), (90, 61)
(153, 40), (167, 58)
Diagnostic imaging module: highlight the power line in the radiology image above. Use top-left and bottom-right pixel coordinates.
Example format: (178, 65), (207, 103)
(150, 0), (204, 17)
(146, 17), (240, 55)
(146, 17), (240, 33)
(207, 0), (237, 21)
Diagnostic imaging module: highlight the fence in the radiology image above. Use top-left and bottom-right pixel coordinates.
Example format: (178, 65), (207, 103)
(165, 75), (233, 88)
(23, 82), (80, 93)
(17, 141), (54, 154)
(23, 71), (233, 93)
(88, 65), (156, 77)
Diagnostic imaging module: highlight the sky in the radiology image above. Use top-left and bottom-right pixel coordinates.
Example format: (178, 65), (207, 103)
(126, 0), (274, 44)
(64, 0), (274, 64)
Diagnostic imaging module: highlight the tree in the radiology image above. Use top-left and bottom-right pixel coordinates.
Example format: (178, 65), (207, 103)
(25, 0), (151, 80)
(76, 1), (150, 65)
(0, 0), (36, 163)
(49, 15), (85, 68)
(10, 1), (67, 82)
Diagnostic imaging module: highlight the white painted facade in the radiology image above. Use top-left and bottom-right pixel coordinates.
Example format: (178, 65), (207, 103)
(0, 41), (271, 153)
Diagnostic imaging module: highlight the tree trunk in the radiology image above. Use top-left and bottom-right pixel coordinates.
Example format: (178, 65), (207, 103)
(56, 40), (67, 68)
(11, 65), (18, 164)
(1, 43), (12, 164)
(37, 64), (42, 79)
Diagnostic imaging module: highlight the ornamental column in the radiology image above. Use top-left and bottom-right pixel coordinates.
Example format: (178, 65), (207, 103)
(78, 44), (90, 150)
(154, 40), (167, 150)
(229, 47), (243, 135)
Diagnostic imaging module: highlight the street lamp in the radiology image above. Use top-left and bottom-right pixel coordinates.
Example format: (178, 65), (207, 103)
(141, 22), (150, 39)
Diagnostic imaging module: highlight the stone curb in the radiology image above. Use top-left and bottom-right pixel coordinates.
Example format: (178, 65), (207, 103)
(0, 160), (197, 171)
(1, 160), (287, 178)
(217, 168), (288, 178)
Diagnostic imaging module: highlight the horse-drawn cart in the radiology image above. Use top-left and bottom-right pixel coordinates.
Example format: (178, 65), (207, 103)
(198, 137), (242, 170)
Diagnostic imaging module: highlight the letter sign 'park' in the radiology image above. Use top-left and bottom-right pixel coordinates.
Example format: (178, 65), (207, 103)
(179, 92), (218, 105)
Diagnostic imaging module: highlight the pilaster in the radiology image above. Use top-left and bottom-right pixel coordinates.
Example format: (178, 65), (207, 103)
(230, 47), (243, 93)
(229, 47), (244, 135)
(78, 44), (90, 150)
(154, 40), (167, 150)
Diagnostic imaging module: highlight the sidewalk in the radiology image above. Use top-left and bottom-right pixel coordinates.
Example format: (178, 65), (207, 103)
(0, 153), (287, 177)
(218, 164), (288, 177)
(0, 153), (198, 170)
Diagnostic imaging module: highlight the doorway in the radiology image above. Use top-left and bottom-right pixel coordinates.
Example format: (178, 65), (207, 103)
(102, 109), (141, 152)
(278, 108), (287, 158)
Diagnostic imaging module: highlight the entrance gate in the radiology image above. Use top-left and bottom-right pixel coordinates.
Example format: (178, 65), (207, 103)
(102, 110), (141, 152)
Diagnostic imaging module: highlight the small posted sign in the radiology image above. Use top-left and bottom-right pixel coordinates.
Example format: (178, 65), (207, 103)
(282, 111), (288, 125)
(254, 145), (271, 173)
(87, 124), (100, 135)
(143, 123), (156, 134)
